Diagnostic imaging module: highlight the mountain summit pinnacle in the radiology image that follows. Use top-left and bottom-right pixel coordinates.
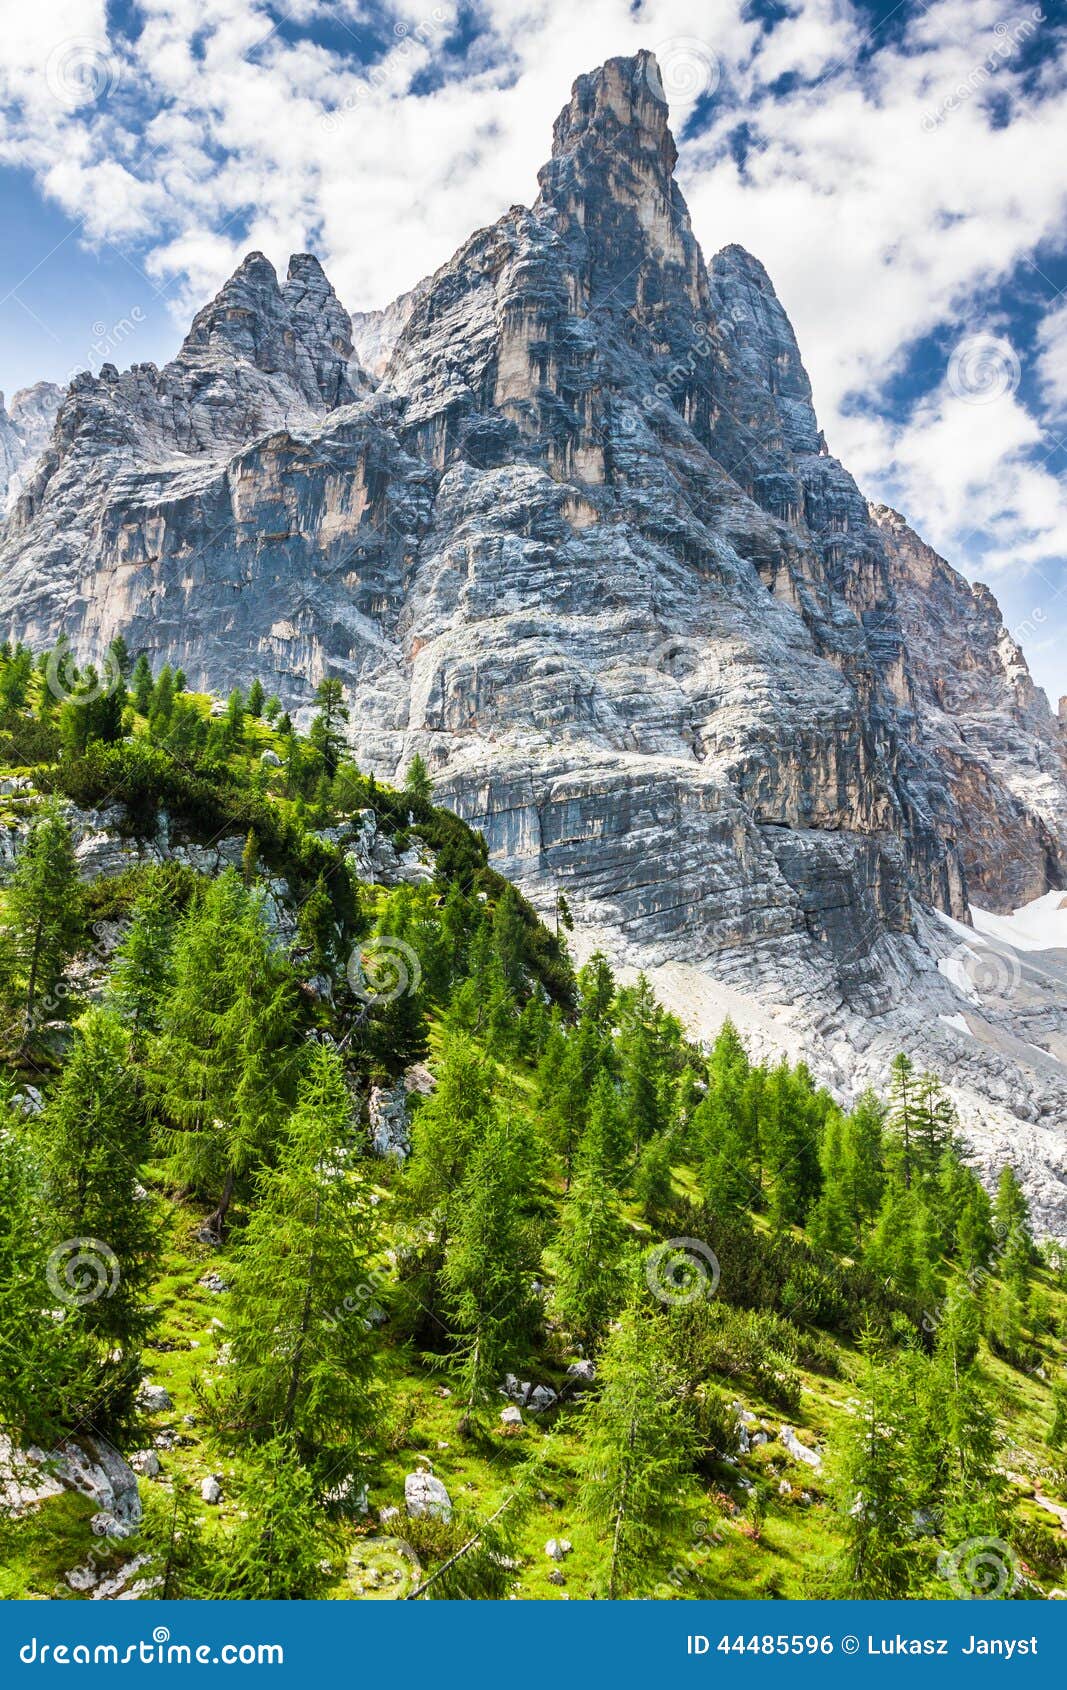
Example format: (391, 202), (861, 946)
(535, 50), (705, 311)
(2, 52), (1066, 1229)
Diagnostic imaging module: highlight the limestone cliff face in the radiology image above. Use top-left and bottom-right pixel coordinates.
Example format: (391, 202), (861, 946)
(0, 382), (63, 512)
(871, 504), (1067, 910)
(1, 51), (1065, 1221)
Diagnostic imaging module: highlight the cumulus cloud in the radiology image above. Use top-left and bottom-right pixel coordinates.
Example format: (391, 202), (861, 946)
(0, 0), (1064, 692)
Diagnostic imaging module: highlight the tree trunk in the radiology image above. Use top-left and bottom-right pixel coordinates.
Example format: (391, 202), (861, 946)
(21, 915), (43, 1046)
(282, 1193), (321, 1434)
(205, 1164), (237, 1241)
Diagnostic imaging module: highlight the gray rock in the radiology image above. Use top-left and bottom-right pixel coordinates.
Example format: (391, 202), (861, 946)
(137, 1382), (173, 1413)
(0, 382), (62, 511)
(566, 1360), (596, 1384)
(129, 1450), (160, 1478)
(404, 1470), (452, 1522)
(368, 1082), (410, 1159)
(500, 1406), (523, 1427)
(200, 1476), (221, 1504)
(779, 1425), (821, 1471)
(545, 1537), (572, 1560)
(0, 51), (1065, 1229)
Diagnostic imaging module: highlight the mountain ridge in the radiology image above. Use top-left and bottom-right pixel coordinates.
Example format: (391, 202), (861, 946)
(0, 50), (1065, 1224)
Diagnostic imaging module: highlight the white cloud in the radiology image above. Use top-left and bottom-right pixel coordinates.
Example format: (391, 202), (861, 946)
(1036, 299), (1067, 420)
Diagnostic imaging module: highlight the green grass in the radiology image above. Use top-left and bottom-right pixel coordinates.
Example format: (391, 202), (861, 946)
(12, 1167), (1065, 1601)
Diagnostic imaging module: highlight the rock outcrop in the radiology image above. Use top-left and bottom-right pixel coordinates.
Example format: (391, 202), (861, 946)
(0, 382), (63, 511)
(0, 51), (1065, 1224)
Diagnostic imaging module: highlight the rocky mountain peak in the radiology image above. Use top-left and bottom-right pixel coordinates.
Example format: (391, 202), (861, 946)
(534, 50), (704, 314)
(180, 251), (286, 364)
(0, 380), (64, 512)
(541, 50), (677, 179)
(1, 51), (1066, 1227)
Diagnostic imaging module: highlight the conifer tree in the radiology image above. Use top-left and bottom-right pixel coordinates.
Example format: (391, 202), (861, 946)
(842, 1089), (885, 1228)
(955, 1170), (995, 1271)
(760, 1061), (821, 1228)
(808, 1110), (853, 1254)
(151, 872), (296, 1235)
(297, 874), (336, 972)
(932, 1282), (1005, 1542)
(441, 1110), (537, 1424)
(633, 1129), (674, 1219)
(864, 1183), (937, 1310)
(215, 1437), (339, 1598)
(491, 884), (526, 996)
(106, 633), (131, 680)
(403, 751), (432, 802)
(579, 1300), (695, 1598)
(577, 1068), (630, 1188)
(220, 1043), (378, 1482)
(833, 1334), (920, 1598)
(247, 677), (265, 718)
(107, 879), (178, 1052)
(224, 687), (245, 744)
(618, 1016), (665, 1152)
(131, 653), (153, 714)
(914, 1070), (957, 1179)
(551, 1013), (606, 1180)
(993, 1165), (1033, 1284)
(887, 1052), (919, 1189)
(309, 677), (348, 777)
(0, 1112), (86, 1444)
(149, 664), (175, 728)
(404, 1035), (495, 1218)
(550, 1158), (629, 1348)
(37, 1007), (159, 1423)
(577, 951), (615, 1025)
(4, 802), (82, 1043)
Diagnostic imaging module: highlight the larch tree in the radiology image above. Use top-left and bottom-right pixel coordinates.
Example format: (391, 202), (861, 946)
(220, 1042), (379, 1488)
(579, 1299), (695, 1598)
(441, 1109), (537, 1426)
(4, 803), (83, 1044)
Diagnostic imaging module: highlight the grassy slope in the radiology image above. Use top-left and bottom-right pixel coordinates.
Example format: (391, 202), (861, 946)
(2, 695), (1067, 1600)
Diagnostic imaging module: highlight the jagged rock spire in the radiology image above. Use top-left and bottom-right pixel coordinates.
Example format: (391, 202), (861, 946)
(534, 51), (706, 313)
(181, 249), (363, 408)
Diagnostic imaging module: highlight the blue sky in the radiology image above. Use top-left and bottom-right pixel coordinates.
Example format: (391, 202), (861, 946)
(1, 0), (1066, 704)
